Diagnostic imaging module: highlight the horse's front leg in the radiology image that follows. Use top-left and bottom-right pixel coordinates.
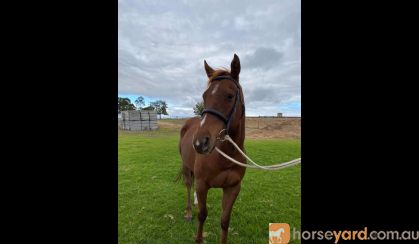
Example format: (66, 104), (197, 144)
(195, 181), (209, 243)
(220, 183), (241, 244)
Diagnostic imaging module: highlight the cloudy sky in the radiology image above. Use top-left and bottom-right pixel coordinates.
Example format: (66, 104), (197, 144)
(118, 0), (300, 117)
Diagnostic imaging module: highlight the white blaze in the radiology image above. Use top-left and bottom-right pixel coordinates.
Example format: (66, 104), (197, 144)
(211, 83), (220, 95)
(200, 114), (207, 127)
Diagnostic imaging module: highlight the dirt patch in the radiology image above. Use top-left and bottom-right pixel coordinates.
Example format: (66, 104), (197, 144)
(245, 118), (300, 139)
(158, 119), (186, 130)
(158, 117), (300, 139)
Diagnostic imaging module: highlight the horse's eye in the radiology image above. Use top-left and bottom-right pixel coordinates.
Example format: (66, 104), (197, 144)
(227, 94), (234, 101)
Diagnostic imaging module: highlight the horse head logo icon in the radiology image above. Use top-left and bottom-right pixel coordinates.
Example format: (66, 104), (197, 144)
(269, 223), (290, 244)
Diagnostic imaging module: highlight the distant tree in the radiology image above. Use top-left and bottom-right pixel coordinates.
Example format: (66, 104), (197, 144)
(127, 104), (136, 111)
(150, 100), (168, 119)
(193, 101), (204, 116)
(118, 97), (136, 112)
(134, 96), (145, 110)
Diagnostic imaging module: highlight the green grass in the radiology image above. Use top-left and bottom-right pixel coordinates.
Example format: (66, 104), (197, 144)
(118, 129), (301, 244)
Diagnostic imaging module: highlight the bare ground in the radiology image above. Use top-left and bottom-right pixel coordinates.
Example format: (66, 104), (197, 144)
(158, 117), (300, 139)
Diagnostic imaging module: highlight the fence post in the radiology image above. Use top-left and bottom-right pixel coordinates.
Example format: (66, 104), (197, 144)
(140, 111), (142, 130)
(148, 111), (151, 130)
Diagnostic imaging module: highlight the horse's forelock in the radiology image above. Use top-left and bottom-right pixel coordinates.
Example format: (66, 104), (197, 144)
(207, 69), (231, 85)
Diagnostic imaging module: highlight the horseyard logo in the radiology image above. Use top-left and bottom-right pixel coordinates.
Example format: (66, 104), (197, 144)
(269, 223), (290, 244)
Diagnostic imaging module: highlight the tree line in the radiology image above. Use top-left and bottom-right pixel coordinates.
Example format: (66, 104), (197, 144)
(118, 96), (205, 118)
(118, 96), (168, 119)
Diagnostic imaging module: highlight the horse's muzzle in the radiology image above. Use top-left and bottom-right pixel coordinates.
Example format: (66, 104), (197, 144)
(193, 135), (211, 154)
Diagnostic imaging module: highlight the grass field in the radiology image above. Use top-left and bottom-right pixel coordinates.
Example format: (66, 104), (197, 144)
(118, 127), (301, 243)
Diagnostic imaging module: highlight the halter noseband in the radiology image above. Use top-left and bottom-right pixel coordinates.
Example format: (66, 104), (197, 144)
(201, 75), (245, 135)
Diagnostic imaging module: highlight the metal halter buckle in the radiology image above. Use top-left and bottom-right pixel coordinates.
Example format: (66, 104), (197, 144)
(216, 129), (227, 142)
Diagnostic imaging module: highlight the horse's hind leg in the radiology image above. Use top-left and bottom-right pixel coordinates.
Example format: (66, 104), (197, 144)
(182, 166), (193, 221)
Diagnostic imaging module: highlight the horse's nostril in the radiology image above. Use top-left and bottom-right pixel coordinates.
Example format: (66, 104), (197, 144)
(203, 137), (209, 146)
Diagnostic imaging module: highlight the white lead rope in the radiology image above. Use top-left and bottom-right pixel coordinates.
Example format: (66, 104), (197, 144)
(215, 135), (301, 171)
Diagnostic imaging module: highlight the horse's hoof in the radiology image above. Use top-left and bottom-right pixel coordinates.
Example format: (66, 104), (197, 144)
(184, 215), (192, 221)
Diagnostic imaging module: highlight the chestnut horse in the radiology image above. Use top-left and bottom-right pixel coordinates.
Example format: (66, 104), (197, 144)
(178, 54), (246, 243)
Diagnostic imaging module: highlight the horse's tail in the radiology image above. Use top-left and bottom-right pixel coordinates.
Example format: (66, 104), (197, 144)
(174, 167), (183, 183)
(174, 162), (195, 185)
(175, 139), (183, 183)
(174, 166), (194, 183)
(175, 121), (194, 184)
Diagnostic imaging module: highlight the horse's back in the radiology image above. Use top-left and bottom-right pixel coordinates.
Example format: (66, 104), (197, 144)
(179, 117), (200, 172)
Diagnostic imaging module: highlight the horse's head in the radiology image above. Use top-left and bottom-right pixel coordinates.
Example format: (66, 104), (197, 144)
(193, 54), (244, 154)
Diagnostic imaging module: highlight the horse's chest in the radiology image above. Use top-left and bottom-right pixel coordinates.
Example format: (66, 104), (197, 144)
(195, 152), (245, 188)
(207, 169), (242, 188)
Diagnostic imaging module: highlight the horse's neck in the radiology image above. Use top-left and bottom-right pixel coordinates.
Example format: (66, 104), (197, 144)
(230, 89), (245, 148)
(229, 118), (245, 149)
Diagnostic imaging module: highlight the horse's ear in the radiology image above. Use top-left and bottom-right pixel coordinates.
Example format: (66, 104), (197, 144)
(204, 60), (215, 78)
(230, 54), (241, 80)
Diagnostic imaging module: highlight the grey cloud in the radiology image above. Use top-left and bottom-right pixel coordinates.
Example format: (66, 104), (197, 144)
(118, 0), (300, 116)
(243, 47), (284, 70)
